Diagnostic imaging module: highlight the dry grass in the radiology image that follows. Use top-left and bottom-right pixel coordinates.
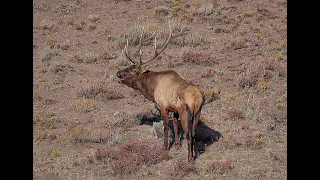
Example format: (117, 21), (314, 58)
(206, 160), (233, 174)
(40, 50), (59, 61)
(33, 0), (287, 179)
(170, 0), (183, 17)
(197, 3), (216, 17)
(77, 85), (125, 101)
(71, 97), (97, 112)
(170, 158), (198, 179)
(96, 140), (170, 175)
(226, 108), (245, 120)
(51, 64), (75, 74)
(68, 125), (111, 144)
(182, 51), (215, 65)
(154, 6), (170, 17)
(116, 23), (157, 47)
(236, 61), (266, 88)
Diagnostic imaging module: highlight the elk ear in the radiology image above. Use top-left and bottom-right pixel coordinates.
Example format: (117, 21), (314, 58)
(141, 66), (150, 73)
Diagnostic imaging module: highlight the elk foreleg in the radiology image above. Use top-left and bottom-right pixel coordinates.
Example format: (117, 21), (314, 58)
(160, 107), (170, 150)
(173, 112), (181, 149)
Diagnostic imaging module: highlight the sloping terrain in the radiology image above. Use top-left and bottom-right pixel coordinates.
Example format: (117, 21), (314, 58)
(33, 0), (287, 179)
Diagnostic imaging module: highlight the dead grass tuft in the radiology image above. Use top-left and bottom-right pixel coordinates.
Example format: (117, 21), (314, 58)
(237, 59), (286, 88)
(154, 6), (170, 17)
(71, 52), (116, 63)
(201, 67), (214, 78)
(183, 32), (204, 47)
(40, 51), (59, 61)
(112, 111), (135, 129)
(77, 85), (124, 101)
(182, 51), (215, 65)
(68, 125), (111, 144)
(230, 40), (248, 50)
(236, 61), (266, 88)
(71, 97), (97, 112)
(88, 14), (99, 23)
(83, 52), (100, 63)
(51, 64), (75, 75)
(264, 59), (286, 78)
(197, 3), (216, 17)
(255, 77), (268, 91)
(170, 158), (198, 179)
(220, 132), (242, 149)
(170, 0), (184, 17)
(97, 140), (170, 175)
(39, 19), (55, 31)
(226, 108), (244, 120)
(245, 131), (265, 149)
(116, 23), (157, 47)
(46, 39), (59, 49)
(206, 160), (233, 174)
(114, 0), (132, 3)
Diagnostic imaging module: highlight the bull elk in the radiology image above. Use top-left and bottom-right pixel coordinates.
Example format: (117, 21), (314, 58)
(116, 22), (206, 161)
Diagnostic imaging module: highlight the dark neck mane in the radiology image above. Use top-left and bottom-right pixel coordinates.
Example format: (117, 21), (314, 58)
(135, 71), (157, 102)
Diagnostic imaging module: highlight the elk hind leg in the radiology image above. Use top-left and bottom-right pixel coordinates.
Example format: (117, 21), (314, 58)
(192, 107), (202, 160)
(179, 104), (194, 161)
(192, 109), (201, 137)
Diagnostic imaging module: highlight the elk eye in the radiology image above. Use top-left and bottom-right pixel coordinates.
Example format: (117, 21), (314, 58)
(116, 71), (122, 78)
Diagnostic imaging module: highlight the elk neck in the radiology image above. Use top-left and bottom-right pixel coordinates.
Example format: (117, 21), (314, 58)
(134, 71), (158, 102)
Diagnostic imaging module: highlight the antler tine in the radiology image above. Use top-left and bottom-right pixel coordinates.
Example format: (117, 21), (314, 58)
(121, 22), (187, 66)
(141, 21), (173, 65)
(133, 27), (157, 65)
(122, 39), (138, 64)
(137, 27), (145, 65)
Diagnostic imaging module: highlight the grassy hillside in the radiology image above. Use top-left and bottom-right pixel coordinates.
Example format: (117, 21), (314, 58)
(33, 0), (287, 179)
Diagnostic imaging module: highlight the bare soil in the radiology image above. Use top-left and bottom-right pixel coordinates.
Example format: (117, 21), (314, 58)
(33, 0), (287, 179)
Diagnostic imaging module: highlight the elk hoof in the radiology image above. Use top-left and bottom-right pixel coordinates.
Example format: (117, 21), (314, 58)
(187, 156), (196, 163)
(175, 143), (181, 150)
(163, 144), (170, 150)
(189, 159), (196, 164)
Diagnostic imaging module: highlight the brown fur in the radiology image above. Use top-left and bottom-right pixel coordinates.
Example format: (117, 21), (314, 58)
(117, 66), (204, 161)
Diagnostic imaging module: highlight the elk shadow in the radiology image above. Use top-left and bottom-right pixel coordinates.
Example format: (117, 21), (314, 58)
(168, 121), (222, 160)
(193, 122), (222, 160)
(137, 112), (181, 143)
(137, 112), (162, 126)
(137, 112), (222, 160)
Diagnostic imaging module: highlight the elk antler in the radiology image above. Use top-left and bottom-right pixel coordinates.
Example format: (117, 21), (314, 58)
(122, 21), (189, 66)
(122, 39), (137, 65)
(141, 22), (189, 65)
(122, 27), (156, 65)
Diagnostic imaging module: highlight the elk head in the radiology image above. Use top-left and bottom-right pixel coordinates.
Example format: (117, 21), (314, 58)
(116, 22), (188, 89)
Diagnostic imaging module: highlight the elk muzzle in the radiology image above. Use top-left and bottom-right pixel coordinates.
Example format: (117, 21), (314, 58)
(116, 64), (138, 80)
